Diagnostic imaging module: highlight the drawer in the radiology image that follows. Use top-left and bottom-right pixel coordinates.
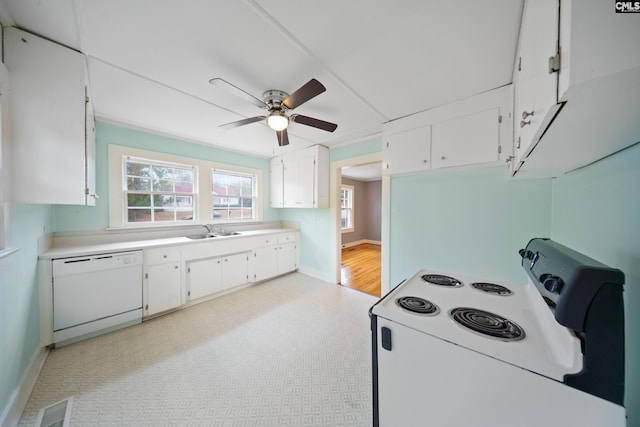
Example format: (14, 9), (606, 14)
(254, 237), (276, 247)
(277, 233), (297, 244)
(145, 248), (181, 265)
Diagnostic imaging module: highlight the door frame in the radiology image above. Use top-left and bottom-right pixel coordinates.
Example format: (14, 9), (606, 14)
(329, 152), (385, 286)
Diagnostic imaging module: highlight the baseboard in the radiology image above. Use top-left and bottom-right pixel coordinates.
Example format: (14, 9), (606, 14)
(296, 267), (335, 283)
(341, 239), (381, 249)
(1, 346), (49, 427)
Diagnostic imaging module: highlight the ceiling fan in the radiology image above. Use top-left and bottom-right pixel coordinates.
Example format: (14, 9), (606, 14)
(209, 78), (338, 146)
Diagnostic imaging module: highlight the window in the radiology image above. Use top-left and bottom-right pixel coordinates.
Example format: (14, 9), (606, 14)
(341, 185), (354, 232)
(124, 157), (196, 224)
(109, 145), (263, 229)
(211, 169), (257, 221)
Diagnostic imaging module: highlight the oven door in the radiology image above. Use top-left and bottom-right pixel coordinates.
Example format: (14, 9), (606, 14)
(373, 317), (625, 426)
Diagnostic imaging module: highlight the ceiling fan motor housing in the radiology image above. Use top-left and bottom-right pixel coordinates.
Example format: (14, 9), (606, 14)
(262, 89), (289, 110)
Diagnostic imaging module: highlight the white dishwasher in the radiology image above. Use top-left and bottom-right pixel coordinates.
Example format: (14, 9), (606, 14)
(52, 250), (143, 346)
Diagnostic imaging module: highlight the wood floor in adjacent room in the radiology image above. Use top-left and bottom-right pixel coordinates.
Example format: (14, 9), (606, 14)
(340, 243), (381, 297)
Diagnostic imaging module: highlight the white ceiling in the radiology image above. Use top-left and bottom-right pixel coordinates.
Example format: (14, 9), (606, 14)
(0, 0), (523, 158)
(342, 162), (383, 181)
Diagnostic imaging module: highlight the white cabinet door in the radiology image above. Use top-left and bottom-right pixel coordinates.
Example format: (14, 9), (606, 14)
(431, 108), (500, 169)
(383, 126), (431, 175)
(146, 263), (182, 315)
(274, 145), (328, 209)
(270, 156), (284, 208)
(513, 0), (559, 165)
(253, 245), (278, 282)
(187, 258), (222, 300)
(283, 155), (315, 208)
(5, 27), (94, 205)
(221, 252), (249, 290)
(277, 242), (297, 275)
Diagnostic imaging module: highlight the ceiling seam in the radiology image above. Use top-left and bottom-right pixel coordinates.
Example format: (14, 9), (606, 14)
(242, 0), (388, 122)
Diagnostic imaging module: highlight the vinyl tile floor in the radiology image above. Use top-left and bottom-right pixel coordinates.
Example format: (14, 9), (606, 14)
(18, 273), (377, 426)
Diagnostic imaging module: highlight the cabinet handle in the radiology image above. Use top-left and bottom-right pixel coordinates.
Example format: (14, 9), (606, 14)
(163, 255), (168, 258)
(423, 159), (428, 163)
(521, 110), (534, 120)
(520, 120), (531, 128)
(89, 193), (99, 199)
(505, 155), (515, 164)
(174, 265), (178, 269)
(441, 156), (446, 160)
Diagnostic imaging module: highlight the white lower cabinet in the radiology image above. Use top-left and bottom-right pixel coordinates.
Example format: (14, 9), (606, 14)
(144, 248), (182, 316)
(187, 252), (249, 301)
(252, 234), (297, 282)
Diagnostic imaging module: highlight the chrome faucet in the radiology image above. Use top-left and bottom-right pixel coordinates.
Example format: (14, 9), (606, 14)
(202, 224), (214, 233)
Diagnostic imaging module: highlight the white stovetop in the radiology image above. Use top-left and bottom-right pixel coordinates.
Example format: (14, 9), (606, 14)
(372, 269), (583, 381)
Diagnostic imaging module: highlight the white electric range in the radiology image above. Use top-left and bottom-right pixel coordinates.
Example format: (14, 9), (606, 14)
(370, 238), (626, 426)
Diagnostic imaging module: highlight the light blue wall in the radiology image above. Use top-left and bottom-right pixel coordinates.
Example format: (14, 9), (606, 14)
(0, 204), (52, 420)
(550, 143), (640, 427)
(388, 166), (553, 286)
(280, 137), (383, 277)
(54, 122), (278, 232)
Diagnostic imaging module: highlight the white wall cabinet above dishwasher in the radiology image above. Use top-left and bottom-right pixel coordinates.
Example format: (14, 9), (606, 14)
(511, 0), (640, 178)
(144, 248), (182, 317)
(383, 85), (512, 176)
(50, 251), (143, 346)
(270, 145), (329, 208)
(4, 27), (97, 205)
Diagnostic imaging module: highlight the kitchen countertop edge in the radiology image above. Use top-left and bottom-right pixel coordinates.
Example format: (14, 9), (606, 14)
(39, 228), (299, 260)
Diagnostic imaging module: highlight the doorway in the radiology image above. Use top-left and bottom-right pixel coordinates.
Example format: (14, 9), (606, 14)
(338, 162), (382, 297)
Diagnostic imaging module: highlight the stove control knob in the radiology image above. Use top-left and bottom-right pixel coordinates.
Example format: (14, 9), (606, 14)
(519, 249), (534, 259)
(543, 276), (564, 294)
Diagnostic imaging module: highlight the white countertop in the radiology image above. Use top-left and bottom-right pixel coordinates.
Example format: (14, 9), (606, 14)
(40, 228), (297, 260)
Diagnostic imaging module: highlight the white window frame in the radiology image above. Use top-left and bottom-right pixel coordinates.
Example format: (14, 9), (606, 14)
(211, 168), (258, 222)
(108, 145), (263, 229)
(124, 156), (198, 226)
(341, 184), (354, 233)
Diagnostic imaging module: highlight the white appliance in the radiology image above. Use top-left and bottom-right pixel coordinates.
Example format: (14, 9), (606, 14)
(370, 238), (626, 426)
(52, 251), (143, 346)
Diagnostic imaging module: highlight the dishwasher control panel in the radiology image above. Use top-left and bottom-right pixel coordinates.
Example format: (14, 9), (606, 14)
(52, 251), (143, 276)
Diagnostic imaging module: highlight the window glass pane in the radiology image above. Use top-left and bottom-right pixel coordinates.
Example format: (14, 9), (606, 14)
(128, 194), (150, 207)
(128, 209), (151, 222)
(127, 177), (151, 191)
(212, 170), (256, 222)
(127, 162), (150, 177)
(125, 157), (196, 225)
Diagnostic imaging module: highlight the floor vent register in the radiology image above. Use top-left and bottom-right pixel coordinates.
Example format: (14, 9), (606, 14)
(34, 397), (73, 427)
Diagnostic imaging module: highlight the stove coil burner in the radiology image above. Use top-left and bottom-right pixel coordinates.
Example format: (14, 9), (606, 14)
(421, 274), (462, 287)
(471, 282), (513, 296)
(450, 307), (525, 341)
(397, 296), (440, 316)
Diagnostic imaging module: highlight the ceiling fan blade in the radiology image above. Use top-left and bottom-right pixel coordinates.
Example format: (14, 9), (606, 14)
(282, 78), (326, 110)
(219, 116), (266, 129)
(290, 114), (338, 132)
(209, 78), (267, 109)
(276, 129), (289, 146)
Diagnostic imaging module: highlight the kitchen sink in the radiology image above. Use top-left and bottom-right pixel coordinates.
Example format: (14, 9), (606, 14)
(186, 233), (218, 240)
(186, 231), (241, 239)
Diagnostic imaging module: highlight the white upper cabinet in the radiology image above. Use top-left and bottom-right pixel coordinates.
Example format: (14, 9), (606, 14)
(270, 145), (329, 208)
(270, 156), (284, 208)
(384, 125), (431, 175)
(512, 0), (640, 178)
(511, 0), (560, 170)
(4, 27), (96, 205)
(383, 85), (512, 176)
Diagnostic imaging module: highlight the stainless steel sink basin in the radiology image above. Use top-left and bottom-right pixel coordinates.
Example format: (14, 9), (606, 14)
(186, 231), (241, 239)
(215, 231), (241, 236)
(186, 233), (217, 240)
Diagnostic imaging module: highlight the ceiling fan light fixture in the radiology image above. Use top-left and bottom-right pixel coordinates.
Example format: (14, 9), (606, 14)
(267, 112), (289, 131)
